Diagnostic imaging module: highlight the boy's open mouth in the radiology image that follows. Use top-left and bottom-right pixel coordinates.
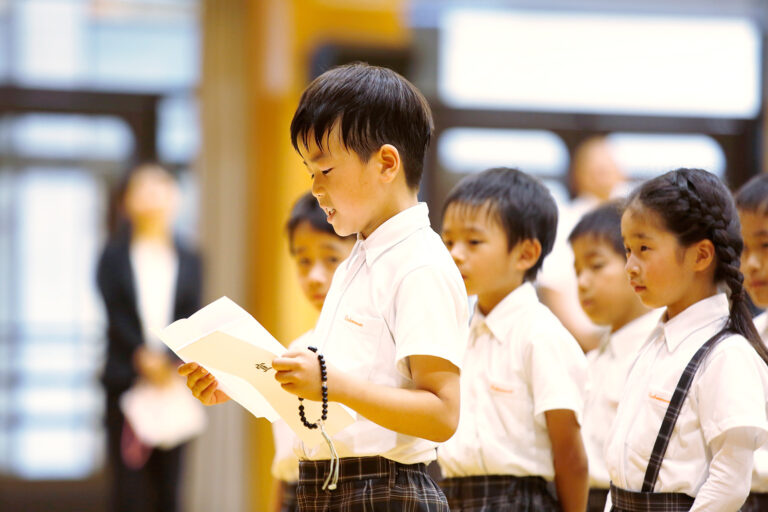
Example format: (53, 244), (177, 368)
(321, 206), (336, 219)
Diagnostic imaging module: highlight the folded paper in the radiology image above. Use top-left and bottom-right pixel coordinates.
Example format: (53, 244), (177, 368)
(156, 297), (355, 447)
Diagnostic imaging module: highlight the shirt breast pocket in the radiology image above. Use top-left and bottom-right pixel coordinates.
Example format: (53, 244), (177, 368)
(335, 312), (388, 377)
(628, 387), (673, 459)
(487, 377), (531, 438)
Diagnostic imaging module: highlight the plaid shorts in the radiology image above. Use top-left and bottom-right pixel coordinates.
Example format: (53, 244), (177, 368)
(609, 483), (694, 511)
(280, 482), (298, 512)
(296, 456), (448, 511)
(741, 492), (768, 512)
(439, 474), (559, 512)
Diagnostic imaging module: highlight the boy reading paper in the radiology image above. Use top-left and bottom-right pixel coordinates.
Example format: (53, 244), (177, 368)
(181, 63), (468, 511)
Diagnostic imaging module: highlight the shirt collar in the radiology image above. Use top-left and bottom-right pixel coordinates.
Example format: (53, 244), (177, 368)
(471, 282), (538, 343)
(661, 293), (729, 351)
(355, 202), (431, 267)
(604, 309), (664, 358)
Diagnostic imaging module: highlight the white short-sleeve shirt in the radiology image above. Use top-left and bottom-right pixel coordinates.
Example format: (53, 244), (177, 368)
(298, 203), (469, 464)
(582, 310), (660, 488)
(437, 282), (587, 480)
(751, 311), (768, 492)
(605, 293), (768, 496)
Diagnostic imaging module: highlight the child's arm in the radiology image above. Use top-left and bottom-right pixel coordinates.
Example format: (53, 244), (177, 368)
(690, 427), (754, 511)
(273, 350), (460, 442)
(545, 409), (589, 512)
(178, 362), (231, 405)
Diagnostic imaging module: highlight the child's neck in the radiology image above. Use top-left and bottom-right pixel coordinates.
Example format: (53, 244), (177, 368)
(360, 190), (418, 239)
(477, 280), (526, 317)
(665, 282), (719, 320)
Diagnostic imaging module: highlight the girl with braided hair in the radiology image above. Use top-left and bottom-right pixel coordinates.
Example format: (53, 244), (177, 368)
(603, 168), (768, 511)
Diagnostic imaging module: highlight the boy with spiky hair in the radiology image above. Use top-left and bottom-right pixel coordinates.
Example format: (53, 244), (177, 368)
(438, 167), (588, 512)
(182, 63), (468, 511)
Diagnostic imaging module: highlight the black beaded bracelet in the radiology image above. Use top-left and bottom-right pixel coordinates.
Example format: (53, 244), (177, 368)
(298, 346), (328, 429)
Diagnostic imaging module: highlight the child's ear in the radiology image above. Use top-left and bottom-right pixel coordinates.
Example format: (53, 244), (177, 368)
(691, 239), (716, 272)
(514, 239), (543, 272)
(377, 144), (401, 184)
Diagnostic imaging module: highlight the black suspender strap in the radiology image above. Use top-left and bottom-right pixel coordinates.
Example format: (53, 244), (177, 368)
(641, 331), (727, 492)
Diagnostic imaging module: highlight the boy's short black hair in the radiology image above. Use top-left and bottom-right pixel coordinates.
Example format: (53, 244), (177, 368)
(568, 200), (626, 258)
(443, 167), (558, 281)
(286, 192), (354, 253)
(290, 62), (433, 190)
(735, 174), (768, 214)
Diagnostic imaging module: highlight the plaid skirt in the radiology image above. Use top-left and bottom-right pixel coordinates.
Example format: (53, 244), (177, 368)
(296, 456), (448, 511)
(609, 483), (694, 511)
(741, 492), (768, 512)
(439, 474), (559, 512)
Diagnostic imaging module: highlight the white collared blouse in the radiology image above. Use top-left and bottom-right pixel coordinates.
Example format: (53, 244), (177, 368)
(605, 294), (768, 496)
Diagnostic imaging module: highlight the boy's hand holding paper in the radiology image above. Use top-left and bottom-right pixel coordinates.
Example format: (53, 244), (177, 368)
(178, 362), (231, 405)
(160, 296), (354, 447)
(273, 349), (338, 401)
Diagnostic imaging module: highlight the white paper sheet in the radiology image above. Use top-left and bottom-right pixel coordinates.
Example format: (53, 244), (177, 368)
(156, 296), (355, 447)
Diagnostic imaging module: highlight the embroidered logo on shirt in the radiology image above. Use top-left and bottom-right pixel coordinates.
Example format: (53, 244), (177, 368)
(489, 383), (515, 394)
(344, 315), (363, 327)
(649, 392), (670, 404)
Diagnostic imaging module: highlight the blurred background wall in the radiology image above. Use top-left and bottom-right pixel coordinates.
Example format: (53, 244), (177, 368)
(1, 0), (768, 510)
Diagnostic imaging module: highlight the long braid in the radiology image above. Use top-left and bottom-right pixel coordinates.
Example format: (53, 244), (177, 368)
(708, 205), (768, 364)
(631, 168), (768, 365)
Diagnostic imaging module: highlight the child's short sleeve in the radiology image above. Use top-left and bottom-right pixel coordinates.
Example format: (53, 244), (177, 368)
(391, 265), (469, 379)
(528, 314), (587, 427)
(696, 336), (768, 447)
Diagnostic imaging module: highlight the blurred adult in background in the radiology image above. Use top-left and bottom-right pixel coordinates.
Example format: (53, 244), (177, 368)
(97, 162), (203, 512)
(570, 136), (627, 212)
(538, 136), (628, 352)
